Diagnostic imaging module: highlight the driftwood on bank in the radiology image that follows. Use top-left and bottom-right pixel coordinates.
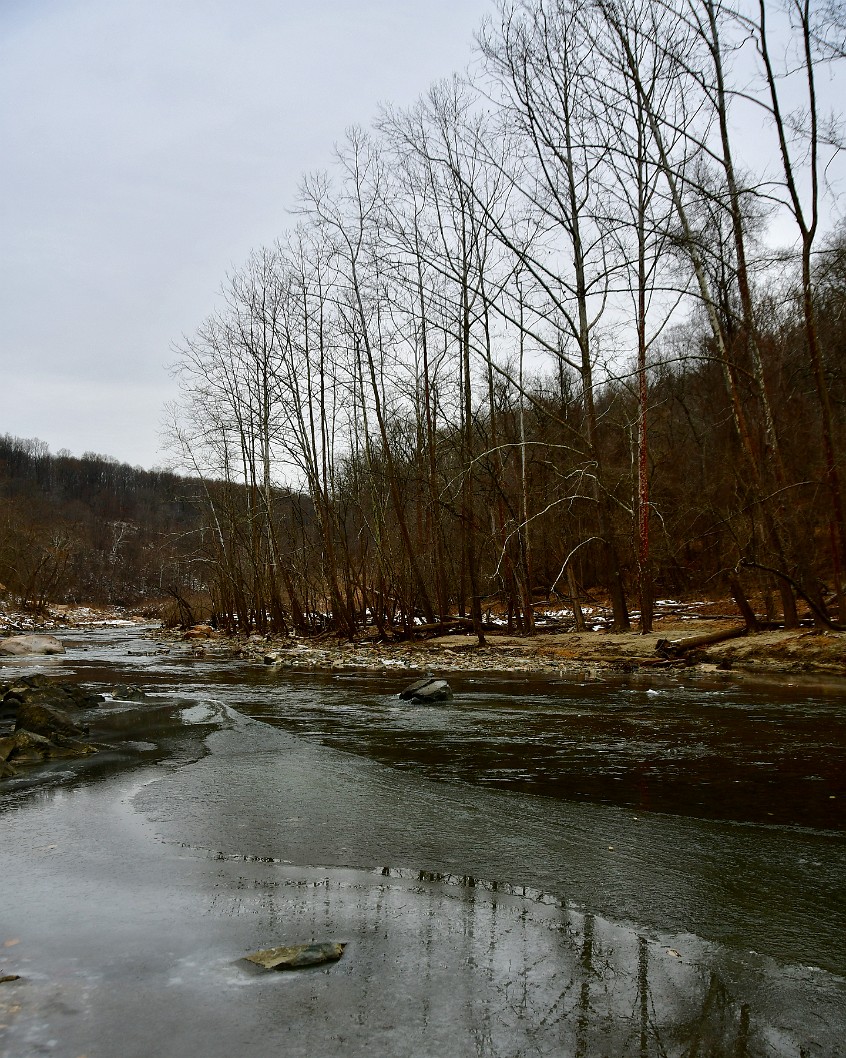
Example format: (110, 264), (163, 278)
(655, 625), (749, 658)
(738, 558), (845, 631)
(392, 616), (569, 640)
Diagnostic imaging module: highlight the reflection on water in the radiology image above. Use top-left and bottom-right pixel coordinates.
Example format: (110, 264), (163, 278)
(180, 857), (841, 1058)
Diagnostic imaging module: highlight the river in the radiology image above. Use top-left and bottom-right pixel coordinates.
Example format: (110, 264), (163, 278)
(1, 626), (844, 1057)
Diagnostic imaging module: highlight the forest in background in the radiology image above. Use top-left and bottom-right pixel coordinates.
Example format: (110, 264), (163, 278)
(0, 436), (201, 613)
(4, 0), (846, 642)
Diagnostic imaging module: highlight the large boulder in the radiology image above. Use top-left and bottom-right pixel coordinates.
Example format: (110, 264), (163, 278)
(399, 677), (453, 703)
(184, 625), (216, 640)
(0, 635), (65, 656)
(1, 728), (94, 764)
(15, 700), (88, 740)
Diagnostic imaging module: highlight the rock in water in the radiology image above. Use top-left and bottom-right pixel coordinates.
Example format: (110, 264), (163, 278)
(15, 701), (87, 740)
(107, 684), (146, 702)
(2, 674), (105, 714)
(399, 677), (453, 703)
(1, 728), (95, 765)
(1, 729), (55, 762)
(243, 942), (346, 971)
(0, 635), (65, 656)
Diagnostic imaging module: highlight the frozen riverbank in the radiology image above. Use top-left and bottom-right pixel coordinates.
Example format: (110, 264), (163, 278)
(2, 703), (845, 1058)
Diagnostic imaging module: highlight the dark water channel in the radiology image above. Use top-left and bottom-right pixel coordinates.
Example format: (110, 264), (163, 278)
(2, 627), (846, 1057)
(241, 671), (846, 831)
(45, 627), (846, 830)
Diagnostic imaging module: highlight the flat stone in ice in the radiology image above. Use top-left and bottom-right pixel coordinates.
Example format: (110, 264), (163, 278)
(243, 941), (346, 971)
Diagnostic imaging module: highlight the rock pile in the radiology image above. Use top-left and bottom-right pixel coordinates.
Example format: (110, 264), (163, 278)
(0, 674), (104, 778)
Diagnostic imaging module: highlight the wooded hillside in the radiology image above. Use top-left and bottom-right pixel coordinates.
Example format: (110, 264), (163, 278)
(0, 436), (200, 610)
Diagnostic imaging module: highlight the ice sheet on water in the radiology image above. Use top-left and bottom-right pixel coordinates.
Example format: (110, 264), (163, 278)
(180, 702), (230, 726)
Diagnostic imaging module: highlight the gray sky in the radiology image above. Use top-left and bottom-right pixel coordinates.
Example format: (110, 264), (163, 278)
(1, 0), (493, 469)
(3, 1), (843, 472)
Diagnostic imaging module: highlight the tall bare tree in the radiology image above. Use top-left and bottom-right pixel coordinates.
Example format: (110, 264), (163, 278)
(479, 0), (632, 629)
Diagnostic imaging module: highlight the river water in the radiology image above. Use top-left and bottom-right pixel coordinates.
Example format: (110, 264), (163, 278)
(1, 627), (844, 1057)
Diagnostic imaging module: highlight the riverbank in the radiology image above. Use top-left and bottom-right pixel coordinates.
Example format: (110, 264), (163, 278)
(0, 602), (146, 633)
(187, 619), (846, 684)
(6, 598), (846, 682)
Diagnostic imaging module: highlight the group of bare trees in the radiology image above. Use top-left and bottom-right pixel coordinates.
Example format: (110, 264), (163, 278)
(169, 0), (846, 638)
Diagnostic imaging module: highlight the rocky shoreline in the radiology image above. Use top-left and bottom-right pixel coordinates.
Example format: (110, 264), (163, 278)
(169, 619), (846, 685)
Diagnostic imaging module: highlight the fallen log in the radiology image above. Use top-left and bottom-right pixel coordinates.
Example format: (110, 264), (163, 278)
(373, 618), (476, 642)
(412, 618), (475, 635)
(655, 625), (748, 658)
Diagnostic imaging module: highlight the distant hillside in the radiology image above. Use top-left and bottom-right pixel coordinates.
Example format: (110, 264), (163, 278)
(0, 435), (203, 609)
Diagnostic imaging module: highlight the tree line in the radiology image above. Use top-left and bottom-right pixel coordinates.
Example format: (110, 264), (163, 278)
(167, 0), (846, 638)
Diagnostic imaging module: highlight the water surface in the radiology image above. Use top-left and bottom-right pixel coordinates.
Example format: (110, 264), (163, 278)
(2, 627), (844, 1057)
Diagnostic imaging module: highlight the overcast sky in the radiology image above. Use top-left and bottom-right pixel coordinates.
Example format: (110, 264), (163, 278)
(3, 1), (844, 472)
(0, 0), (493, 469)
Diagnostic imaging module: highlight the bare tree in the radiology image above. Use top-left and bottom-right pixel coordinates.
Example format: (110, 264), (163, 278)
(744, 0), (846, 615)
(298, 130), (438, 627)
(479, 0), (632, 629)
